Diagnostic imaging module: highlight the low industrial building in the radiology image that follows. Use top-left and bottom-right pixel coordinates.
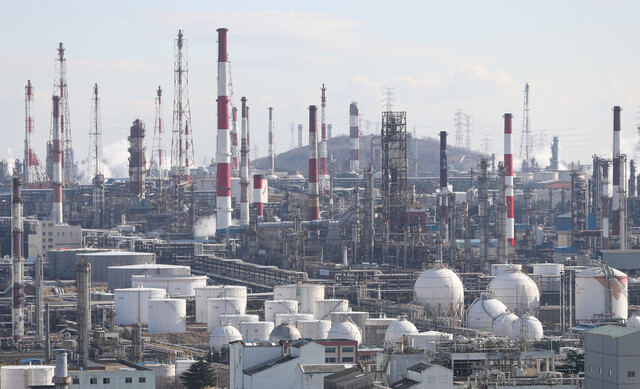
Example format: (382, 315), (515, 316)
(584, 325), (640, 388)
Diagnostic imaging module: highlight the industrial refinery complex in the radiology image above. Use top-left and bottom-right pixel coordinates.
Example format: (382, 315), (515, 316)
(2, 15), (640, 389)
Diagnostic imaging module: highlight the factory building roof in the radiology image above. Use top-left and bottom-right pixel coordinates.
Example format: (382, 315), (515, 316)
(601, 249), (640, 270)
(243, 355), (296, 375)
(389, 378), (420, 389)
(586, 325), (640, 338)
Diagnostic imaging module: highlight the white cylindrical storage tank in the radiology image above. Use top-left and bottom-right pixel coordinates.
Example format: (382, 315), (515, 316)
(239, 321), (275, 341)
(491, 264), (522, 276)
(414, 265), (464, 318)
(175, 360), (197, 377)
(487, 268), (540, 315)
(411, 331), (453, 350)
(384, 317), (419, 347)
(272, 284), (297, 301)
(532, 263), (564, 276)
(511, 315), (544, 341)
(209, 323), (242, 350)
(314, 299), (349, 320)
(575, 265), (629, 321)
(219, 314), (259, 330)
(264, 300), (298, 322)
(466, 293), (508, 332)
(131, 274), (208, 296)
(492, 312), (519, 337)
(148, 298), (186, 333)
(206, 298), (246, 332)
(107, 264), (191, 291)
(143, 363), (175, 381)
(297, 319), (331, 339)
(328, 319), (362, 344)
(195, 285), (247, 323)
(627, 316), (640, 329)
(114, 287), (166, 325)
(273, 283), (325, 315)
(0, 366), (55, 389)
(274, 313), (314, 328)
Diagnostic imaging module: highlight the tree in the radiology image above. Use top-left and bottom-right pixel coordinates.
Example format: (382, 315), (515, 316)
(179, 358), (218, 389)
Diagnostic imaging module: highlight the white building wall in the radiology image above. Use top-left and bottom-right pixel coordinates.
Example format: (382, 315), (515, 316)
(406, 365), (453, 389)
(28, 221), (82, 259)
(230, 342), (283, 389)
(69, 369), (155, 389)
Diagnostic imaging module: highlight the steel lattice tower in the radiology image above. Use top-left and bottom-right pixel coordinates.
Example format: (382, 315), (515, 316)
(520, 83), (532, 165)
(150, 86), (166, 179)
(170, 30), (194, 184)
(381, 111), (408, 235)
(24, 80), (47, 188)
(88, 84), (103, 181)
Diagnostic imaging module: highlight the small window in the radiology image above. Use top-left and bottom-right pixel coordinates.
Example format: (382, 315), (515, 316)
(139, 377), (146, 383)
(629, 371), (636, 377)
(325, 347), (336, 353)
(342, 357), (354, 362)
(72, 377), (80, 384)
(590, 366), (593, 372)
(342, 347), (354, 353)
(90, 377), (97, 384)
(325, 357), (336, 363)
(609, 369), (612, 376)
(599, 367), (602, 375)
(125, 377), (133, 383)
(103, 377), (110, 384)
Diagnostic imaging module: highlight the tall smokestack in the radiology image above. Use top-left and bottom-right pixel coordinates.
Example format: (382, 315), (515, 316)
(497, 163), (508, 263)
(308, 106), (320, 221)
(240, 97), (249, 225)
(12, 174), (24, 344)
(298, 124), (303, 148)
(24, 81), (36, 188)
(612, 106), (621, 246)
(478, 158), (489, 272)
(602, 160), (610, 250)
(216, 28), (232, 232)
(439, 131), (449, 243)
(253, 174), (264, 221)
(231, 106), (239, 172)
(128, 119), (146, 198)
(77, 257), (91, 368)
(319, 85), (329, 195)
(51, 96), (63, 224)
(504, 113), (515, 247)
(349, 102), (360, 172)
(268, 107), (274, 173)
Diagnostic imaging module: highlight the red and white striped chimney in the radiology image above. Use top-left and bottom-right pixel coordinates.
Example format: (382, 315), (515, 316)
(231, 106), (239, 172)
(24, 81), (36, 188)
(253, 174), (264, 221)
(308, 105), (320, 221)
(52, 96), (63, 225)
(320, 84), (329, 195)
(439, 131), (448, 243)
(216, 28), (232, 232)
(602, 161), (610, 250)
(240, 97), (249, 225)
(504, 113), (515, 247)
(349, 102), (359, 172)
(268, 107), (274, 173)
(12, 174), (24, 343)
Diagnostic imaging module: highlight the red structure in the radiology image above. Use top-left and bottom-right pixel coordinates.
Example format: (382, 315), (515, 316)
(253, 174), (264, 220)
(504, 113), (515, 247)
(216, 28), (232, 231)
(51, 96), (63, 225)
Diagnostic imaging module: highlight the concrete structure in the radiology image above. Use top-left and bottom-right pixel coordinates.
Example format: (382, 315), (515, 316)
(131, 274), (207, 296)
(253, 174), (264, 221)
(107, 263), (188, 291)
(215, 27), (232, 233)
(585, 325), (640, 388)
(389, 361), (453, 389)
(29, 222), (82, 263)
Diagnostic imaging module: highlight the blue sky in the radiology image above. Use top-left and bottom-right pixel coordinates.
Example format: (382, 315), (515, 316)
(2, 1), (639, 177)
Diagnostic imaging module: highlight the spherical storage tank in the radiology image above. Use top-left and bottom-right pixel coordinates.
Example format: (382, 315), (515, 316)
(269, 322), (302, 341)
(414, 264), (464, 318)
(273, 283), (325, 315)
(511, 315), (544, 341)
(0, 366), (54, 389)
(466, 292), (508, 332)
(575, 265), (628, 321)
(491, 264), (522, 276)
(627, 315), (640, 329)
(210, 323), (242, 350)
(206, 298), (246, 331)
(115, 287), (166, 325)
(487, 267), (539, 315)
(328, 319), (362, 344)
(264, 300), (298, 322)
(492, 312), (519, 337)
(384, 317), (418, 346)
(147, 298), (186, 333)
(195, 285), (247, 323)
(297, 320), (331, 339)
(314, 299), (349, 320)
(240, 321), (274, 341)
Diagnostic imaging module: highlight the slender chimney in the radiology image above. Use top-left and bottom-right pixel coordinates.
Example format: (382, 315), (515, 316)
(612, 106), (621, 245)
(12, 174), (24, 344)
(439, 131), (449, 243)
(24, 81), (35, 188)
(319, 85), (329, 194)
(308, 106), (320, 221)
(602, 160), (610, 249)
(216, 28), (232, 232)
(128, 119), (146, 198)
(298, 124), (303, 148)
(231, 106), (239, 172)
(504, 113), (515, 247)
(51, 96), (63, 224)
(253, 174), (264, 221)
(478, 158), (489, 272)
(77, 257), (91, 368)
(349, 102), (360, 172)
(240, 97), (249, 225)
(268, 107), (274, 173)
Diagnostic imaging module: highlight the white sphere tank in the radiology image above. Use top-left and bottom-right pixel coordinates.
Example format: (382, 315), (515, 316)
(491, 264), (522, 276)
(532, 263), (564, 276)
(511, 315), (544, 341)
(175, 360), (197, 377)
(147, 298), (186, 333)
(492, 312), (519, 337)
(0, 366), (54, 389)
(209, 323), (242, 350)
(239, 321), (274, 341)
(195, 285), (247, 323)
(627, 315), (640, 329)
(269, 322), (302, 341)
(219, 314), (259, 330)
(328, 319), (362, 344)
(466, 293), (508, 332)
(273, 283), (325, 315)
(274, 313), (314, 327)
(206, 298), (246, 331)
(114, 287), (166, 325)
(384, 317), (419, 346)
(297, 319), (332, 339)
(414, 264), (464, 318)
(314, 299), (349, 320)
(330, 311), (369, 335)
(264, 300), (298, 322)
(487, 268), (540, 315)
(575, 265), (629, 321)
